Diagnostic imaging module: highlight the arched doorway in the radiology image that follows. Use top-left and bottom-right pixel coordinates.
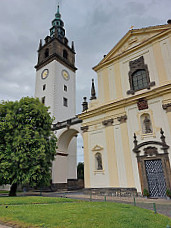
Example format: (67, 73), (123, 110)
(52, 126), (83, 190)
(133, 129), (171, 197)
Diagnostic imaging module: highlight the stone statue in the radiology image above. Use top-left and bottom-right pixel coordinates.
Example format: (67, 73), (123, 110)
(143, 116), (152, 133)
(96, 154), (103, 170)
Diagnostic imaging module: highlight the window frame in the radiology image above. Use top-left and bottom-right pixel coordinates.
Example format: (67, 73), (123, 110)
(127, 56), (155, 95)
(63, 97), (68, 107)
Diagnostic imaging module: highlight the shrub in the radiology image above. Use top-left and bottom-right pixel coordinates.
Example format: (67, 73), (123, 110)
(143, 189), (149, 197)
(166, 189), (171, 198)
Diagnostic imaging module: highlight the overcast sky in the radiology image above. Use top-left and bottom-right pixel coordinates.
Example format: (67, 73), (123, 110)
(0, 0), (171, 162)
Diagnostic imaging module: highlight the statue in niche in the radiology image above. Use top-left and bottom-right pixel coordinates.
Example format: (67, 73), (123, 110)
(143, 115), (152, 134)
(96, 153), (103, 170)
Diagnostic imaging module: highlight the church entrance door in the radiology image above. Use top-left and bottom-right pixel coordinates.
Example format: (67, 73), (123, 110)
(145, 159), (166, 197)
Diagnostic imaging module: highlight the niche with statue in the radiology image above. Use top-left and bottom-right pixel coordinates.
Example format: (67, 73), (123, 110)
(140, 113), (153, 134)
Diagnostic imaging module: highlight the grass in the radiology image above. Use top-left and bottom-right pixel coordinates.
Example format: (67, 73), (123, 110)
(0, 196), (170, 228)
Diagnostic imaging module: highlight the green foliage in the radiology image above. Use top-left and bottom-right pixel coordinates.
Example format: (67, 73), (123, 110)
(77, 162), (84, 179)
(0, 197), (170, 228)
(143, 189), (150, 197)
(0, 97), (57, 189)
(166, 189), (171, 198)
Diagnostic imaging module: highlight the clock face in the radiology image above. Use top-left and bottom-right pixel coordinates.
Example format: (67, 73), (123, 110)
(62, 69), (70, 81)
(41, 69), (49, 79)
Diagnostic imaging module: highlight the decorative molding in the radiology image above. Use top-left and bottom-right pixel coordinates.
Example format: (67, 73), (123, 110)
(162, 103), (171, 110)
(128, 37), (138, 45)
(137, 98), (148, 110)
(78, 83), (171, 120)
(133, 129), (169, 156)
(92, 145), (103, 152)
(127, 56), (155, 95)
(117, 115), (127, 123)
(143, 146), (158, 157)
(102, 118), (114, 126)
(52, 117), (82, 131)
(81, 126), (89, 133)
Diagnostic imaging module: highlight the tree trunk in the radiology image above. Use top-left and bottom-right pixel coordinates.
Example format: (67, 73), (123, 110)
(9, 183), (17, 196)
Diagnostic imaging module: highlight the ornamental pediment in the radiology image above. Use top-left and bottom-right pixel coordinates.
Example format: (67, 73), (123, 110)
(94, 25), (171, 71)
(92, 145), (103, 151)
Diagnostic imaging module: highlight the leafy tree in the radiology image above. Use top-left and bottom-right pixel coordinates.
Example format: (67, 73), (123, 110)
(0, 97), (57, 196)
(77, 162), (84, 180)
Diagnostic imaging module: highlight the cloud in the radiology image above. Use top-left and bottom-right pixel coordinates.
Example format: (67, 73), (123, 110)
(0, 0), (171, 162)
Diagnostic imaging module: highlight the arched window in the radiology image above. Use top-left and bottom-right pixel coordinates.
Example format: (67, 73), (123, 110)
(140, 113), (153, 134)
(63, 50), (68, 59)
(44, 48), (49, 58)
(127, 56), (155, 95)
(132, 70), (148, 91)
(95, 153), (103, 170)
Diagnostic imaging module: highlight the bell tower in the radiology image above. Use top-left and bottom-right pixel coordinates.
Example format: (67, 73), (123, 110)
(35, 6), (78, 186)
(35, 5), (77, 122)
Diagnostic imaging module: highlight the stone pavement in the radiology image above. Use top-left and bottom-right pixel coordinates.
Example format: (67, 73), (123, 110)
(0, 225), (11, 228)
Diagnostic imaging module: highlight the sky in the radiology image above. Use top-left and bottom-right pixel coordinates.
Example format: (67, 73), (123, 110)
(0, 0), (171, 162)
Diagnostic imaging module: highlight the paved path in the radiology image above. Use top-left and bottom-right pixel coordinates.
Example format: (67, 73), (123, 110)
(0, 225), (11, 228)
(13, 190), (171, 218)
(41, 191), (171, 218)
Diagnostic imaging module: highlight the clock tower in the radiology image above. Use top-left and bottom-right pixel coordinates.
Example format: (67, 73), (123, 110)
(35, 5), (76, 122)
(35, 6), (77, 185)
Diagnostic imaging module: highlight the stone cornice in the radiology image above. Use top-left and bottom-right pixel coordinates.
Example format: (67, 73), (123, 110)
(78, 83), (171, 120)
(35, 53), (77, 72)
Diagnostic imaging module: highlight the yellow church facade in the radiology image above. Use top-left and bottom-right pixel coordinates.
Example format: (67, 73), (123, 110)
(79, 22), (171, 197)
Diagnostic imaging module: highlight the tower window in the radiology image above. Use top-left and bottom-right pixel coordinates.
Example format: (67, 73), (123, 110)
(63, 97), (68, 107)
(63, 50), (68, 59)
(42, 96), (45, 104)
(43, 84), (46, 91)
(64, 85), (67, 92)
(44, 48), (49, 58)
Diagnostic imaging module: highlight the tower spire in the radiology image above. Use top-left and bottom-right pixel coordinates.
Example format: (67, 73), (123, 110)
(50, 3), (65, 39)
(90, 79), (96, 100)
(56, 4), (61, 19)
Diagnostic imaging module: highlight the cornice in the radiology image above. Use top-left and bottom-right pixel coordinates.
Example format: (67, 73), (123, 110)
(78, 83), (171, 120)
(35, 53), (77, 72)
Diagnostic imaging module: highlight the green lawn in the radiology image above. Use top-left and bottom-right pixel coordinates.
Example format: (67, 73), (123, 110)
(0, 197), (170, 228)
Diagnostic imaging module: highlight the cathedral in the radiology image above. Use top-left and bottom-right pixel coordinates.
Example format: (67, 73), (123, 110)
(34, 5), (171, 197)
(79, 20), (171, 197)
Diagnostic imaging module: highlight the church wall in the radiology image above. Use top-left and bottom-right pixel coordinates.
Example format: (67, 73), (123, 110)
(80, 26), (171, 194)
(89, 128), (110, 187)
(96, 35), (171, 104)
(160, 35), (171, 81)
(126, 95), (171, 192)
(83, 111), (136, 189)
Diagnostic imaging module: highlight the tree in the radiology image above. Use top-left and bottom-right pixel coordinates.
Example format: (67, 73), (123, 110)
(77, 162), (84, 180)
(0, 97), (57, 196)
